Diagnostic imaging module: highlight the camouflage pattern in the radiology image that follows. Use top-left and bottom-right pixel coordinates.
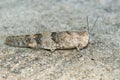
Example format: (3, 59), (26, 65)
(5, 31), (89, 51)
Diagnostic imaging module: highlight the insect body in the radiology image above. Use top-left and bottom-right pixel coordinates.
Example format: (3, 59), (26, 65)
(5, 31), (89, 51)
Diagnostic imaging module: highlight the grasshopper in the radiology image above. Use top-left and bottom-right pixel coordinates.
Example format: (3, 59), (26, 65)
(5, 17), (98, 51)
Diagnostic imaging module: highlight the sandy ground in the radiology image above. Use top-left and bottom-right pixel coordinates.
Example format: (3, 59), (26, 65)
(0, 0), (120, 80)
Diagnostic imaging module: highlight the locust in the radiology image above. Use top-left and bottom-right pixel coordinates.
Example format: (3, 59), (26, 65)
(5, 17), (98, 51)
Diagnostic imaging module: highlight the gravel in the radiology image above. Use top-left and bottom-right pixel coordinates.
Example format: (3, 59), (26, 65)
(0, 0), (120, 80)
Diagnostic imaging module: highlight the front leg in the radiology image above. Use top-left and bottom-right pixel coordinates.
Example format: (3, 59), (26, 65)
(76, 44), (83, 51)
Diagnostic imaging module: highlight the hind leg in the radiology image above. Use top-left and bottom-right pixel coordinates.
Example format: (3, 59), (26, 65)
(28, 42), (37, 48)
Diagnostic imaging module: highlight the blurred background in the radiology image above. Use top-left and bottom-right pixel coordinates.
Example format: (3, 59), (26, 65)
(0, 0), (120, 80)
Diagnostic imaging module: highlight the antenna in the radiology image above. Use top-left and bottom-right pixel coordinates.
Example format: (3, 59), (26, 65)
(86, 16), (89, 33)
(90, 16), (99, 32)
